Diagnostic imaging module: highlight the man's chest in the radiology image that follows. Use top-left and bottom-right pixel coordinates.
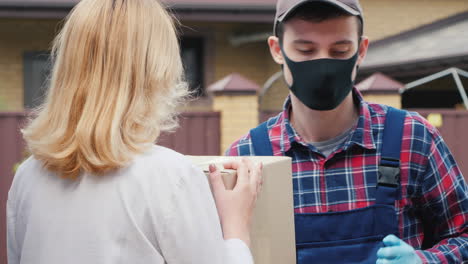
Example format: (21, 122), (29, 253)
(289, 149), (384, 212)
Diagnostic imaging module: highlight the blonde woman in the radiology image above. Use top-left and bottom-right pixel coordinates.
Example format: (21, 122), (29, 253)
(6, 0), (262, 263)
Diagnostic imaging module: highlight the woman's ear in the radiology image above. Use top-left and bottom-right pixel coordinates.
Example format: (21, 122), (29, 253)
(268, 36), (285, 65)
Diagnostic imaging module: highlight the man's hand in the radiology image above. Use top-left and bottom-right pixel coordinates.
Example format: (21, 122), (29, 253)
(376, 235), (423, 264)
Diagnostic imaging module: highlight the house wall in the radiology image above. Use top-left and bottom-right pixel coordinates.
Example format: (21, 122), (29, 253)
(361, 0), (468, 41)
(210, 23), (272, 86)
(212, 94), (259, 153)
(1, 1), (467, 112)
(0, 20), (275, 112)
(362, 94), (402, 109)
(259, 77), (288, 112)
(0, 18), (59, 111)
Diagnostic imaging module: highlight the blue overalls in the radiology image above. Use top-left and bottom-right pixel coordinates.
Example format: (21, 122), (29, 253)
(246, 107), (406, 263)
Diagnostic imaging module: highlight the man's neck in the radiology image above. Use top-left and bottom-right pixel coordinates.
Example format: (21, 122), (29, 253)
(289, 93), (359, 143)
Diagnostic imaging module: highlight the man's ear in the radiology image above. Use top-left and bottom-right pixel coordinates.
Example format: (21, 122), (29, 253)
(356, 36), (369, 66)
(268, 36), (284, 65)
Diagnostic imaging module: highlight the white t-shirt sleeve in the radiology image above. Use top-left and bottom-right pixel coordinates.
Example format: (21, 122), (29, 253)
(225, 239), (254, 263)
(153, 160), (253, 264)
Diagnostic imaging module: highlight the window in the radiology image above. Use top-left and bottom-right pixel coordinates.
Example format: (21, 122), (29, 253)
(23, 52), (51, 109)
(22, 37), (207, 108)
(181, 37), (205, 97)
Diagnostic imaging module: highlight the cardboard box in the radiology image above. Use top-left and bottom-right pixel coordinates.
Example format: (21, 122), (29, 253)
(188, 156), (296, 264)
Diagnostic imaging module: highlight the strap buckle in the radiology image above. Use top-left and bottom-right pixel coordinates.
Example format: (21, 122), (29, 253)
(378, 157), (400, 188)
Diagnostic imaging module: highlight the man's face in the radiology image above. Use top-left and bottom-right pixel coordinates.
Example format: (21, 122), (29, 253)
(268, 15), (369, 86)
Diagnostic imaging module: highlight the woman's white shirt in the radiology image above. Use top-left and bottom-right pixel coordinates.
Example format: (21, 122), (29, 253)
(7, 145), (253, 264)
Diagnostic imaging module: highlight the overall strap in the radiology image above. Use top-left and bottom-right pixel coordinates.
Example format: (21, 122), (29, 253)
(376, 107), (407, 205)
(250, 122), (274, 156)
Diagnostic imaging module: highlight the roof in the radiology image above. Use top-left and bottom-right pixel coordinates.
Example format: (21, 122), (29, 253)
(166, 0), (276, 9)
(401, 68), (468, 109)
(356, 72), (404, 93)
(0, 0), (77, 7)
(0, 0), (277, 20)
(404, 68), (468, 92)
(362, 11), (468, 72)
(207, 73), (260, 93)
(0, 0), (276, 8)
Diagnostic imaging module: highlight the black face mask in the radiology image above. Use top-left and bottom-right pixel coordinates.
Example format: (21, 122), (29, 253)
(281, 47), (359, 111)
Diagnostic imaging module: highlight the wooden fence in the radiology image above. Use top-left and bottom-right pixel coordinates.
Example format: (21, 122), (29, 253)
(0, 111), (220, 264)
(414, 109), (468, 182)
(0, 112), (27, 264)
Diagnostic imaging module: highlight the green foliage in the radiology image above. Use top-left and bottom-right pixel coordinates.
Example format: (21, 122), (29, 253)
(12, 163), (20, 173)
(0, 95), (6, 110)
(0, 100), (4, 110)
(12, 150), (31, 174)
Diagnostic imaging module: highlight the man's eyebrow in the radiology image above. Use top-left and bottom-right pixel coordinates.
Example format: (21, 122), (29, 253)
(293, 39), (317, 44)
(333, 40), (354, 45)
(292, 39), (354, 45)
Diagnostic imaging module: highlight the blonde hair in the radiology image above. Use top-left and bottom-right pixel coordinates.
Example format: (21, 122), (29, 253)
(22, 0), (188, 179)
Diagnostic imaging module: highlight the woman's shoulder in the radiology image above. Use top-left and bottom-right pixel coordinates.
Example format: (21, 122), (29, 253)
(13, 156), (45, 184)
(16, 155), (42, 172)
(139, 145), (192, 167)
(132, 145), (201, 181)
(9, 156), (45, 200)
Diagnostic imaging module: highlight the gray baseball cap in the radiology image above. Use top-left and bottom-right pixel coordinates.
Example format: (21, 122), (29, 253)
(274, 0), (364, 36)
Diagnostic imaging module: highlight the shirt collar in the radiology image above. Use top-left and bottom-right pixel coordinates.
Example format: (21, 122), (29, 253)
(276, 87), (376, 155)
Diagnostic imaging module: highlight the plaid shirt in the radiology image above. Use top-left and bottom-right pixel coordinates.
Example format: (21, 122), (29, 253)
(226, 89), (468, 263)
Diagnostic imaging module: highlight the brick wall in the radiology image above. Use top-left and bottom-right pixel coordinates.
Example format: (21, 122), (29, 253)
(259, 77), (288, 111)
(212, 94), (258, 154)
(211, 23), (272, 88)
(0, 18), (60, 111)
(361, 0), (468, 41)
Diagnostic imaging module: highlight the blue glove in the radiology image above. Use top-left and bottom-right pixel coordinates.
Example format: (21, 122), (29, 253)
(376, 235), (423, 264)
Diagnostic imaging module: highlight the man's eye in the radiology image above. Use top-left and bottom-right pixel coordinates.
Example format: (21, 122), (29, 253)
(333, 50), (349, 55)
(298, 49), (315, 54)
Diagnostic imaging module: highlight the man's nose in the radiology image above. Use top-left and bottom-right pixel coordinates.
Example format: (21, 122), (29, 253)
(314, 50), (331, 60)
